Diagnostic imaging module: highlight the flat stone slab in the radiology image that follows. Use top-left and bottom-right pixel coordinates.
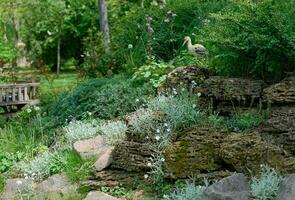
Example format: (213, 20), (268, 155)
(74, 135), (108, 159)
(94, 147), (114, 171)
(1, 178), (33, 200)
(83, 191), (119, 200)
(200, 173), (252, 200)
(35, 174), (77, 200)
(276, 174), (295, 200)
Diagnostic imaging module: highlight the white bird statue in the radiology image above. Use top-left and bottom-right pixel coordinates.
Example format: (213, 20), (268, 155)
(182, 36), (207, 56)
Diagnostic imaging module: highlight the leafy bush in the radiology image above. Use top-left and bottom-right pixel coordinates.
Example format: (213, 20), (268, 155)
(0, 152), (23, 173)
(98, 120), (128, 145)
(250, 165), (283, 200)
(45, 77), (154, 128)
(64, 120), (99, 143)
(202, 0), (295, 80)
(164, 180), (207, 200)
(133, 58), (174, 88)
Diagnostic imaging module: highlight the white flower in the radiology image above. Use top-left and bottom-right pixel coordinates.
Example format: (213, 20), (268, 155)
(173, 90), (178, 95)
(164, 123), (168, 127)
(156, 129), (160, 133)
(161, 157), (165, 162)
(145, 136), (149, 139)
(87, 111), (92, 116)
(159, 5), (164, 9)
(193, 104), (197, 109)
(192, 33), (196, 36)
(172, 13), (177, 17)
(147, 162), (152, 167)
(191, 80), (196, 85)
(155, 135), (160, 141)
(167, 10), (172, 14)
(26, 108), (32, 113)
(197, 92), (202, 97)
(164, 18), (170, 23)
(181, 88), (185, 91)
(144, 174), (149, 179)
(34, 106), (40, 111)
(136, 99), (140, 102)
(47, 31), (52, 36)
(128, 44), (133, 49)
(166, 128), (171, 132)
(16, 180), (23, 185)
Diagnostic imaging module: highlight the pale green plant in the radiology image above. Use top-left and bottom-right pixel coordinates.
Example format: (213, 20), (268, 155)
(98, 120), (128, 145)
(18, 152), (54, 181)
(63, 120), (99, 143)
(163, 180), (207, 200)
(148, 91), (204, 130)
(250, 165), (283, 200)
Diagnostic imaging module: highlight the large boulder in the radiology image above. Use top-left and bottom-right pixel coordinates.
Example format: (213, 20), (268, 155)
(94, 147), (114, 171)
(220, 133), (293, 174)
(275, 174), (295, 200)
(200, 173), (252, 200)
(83, 191), (119, 200)
(73, 135), (108, 159)
(202, 76), (264, 106)
(263, 75), (295, 104)
(35, 174), (77, 200)
(163, 127), (229, 179)
(157, 65), (211, 95)
(1, 178), (33, 200)
(259, 106), (295, 154)
(111, 141), (155, 172)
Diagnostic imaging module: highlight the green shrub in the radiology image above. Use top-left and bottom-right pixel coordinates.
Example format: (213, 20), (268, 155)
(202, 0), (295, 80)
(227, 112), (264, 132)
(164, 180), (207, 200)
(45, 77), (154, 128)
(250, 165), (282, 200)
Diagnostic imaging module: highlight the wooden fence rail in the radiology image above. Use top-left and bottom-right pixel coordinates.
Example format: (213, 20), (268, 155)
(0, 83), (40, 107)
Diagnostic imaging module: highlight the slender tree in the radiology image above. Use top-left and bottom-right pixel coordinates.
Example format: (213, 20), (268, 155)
(98, 0), (110, 53)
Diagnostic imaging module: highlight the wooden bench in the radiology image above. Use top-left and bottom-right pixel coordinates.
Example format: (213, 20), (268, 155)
(0, 83), (40, 112)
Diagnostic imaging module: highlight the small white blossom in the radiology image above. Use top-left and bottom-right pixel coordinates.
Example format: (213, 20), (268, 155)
(147, 162), (152, 167)
(181, 88), (185, 91)
(172, 13), (177, 17)
(145, 136), (149, 139)
(144, 174), (149, 179)
(155, 135), (160, 141)
(136, 98), (140, 102)
(164, 18), (170, 23)
(167, 10), (172, 14)
(161, 157), (165, 162)
(193, 104), (197, 109)
(156, 129), (160, 133)
(173, 90), (178, 95)
(34, 106), (40, 111)
(197, 92), (202, 97)
(166, 128), (171, 132)
(128, 44), (133, 49)
(164, 123), (168, 127)
(47, 31), (52, 36)
(16, 180), (23, 185)
(26, 108), (32, 113)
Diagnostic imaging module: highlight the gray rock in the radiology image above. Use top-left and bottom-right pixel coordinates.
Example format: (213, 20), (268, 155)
(74, 135), (108, 159)
(94, 147), (114, 171)
(1, 178), (34, 200)
(275, 174), (295, 200)
(83, 191), (119, 200)
(35, 174), (77, 200)
(200, 173), (252, 200)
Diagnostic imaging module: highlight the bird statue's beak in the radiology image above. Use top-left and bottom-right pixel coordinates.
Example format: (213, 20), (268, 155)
(182, 39), (187, 47)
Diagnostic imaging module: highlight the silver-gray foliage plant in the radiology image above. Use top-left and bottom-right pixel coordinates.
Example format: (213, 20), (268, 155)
(250, 165), (283, 200)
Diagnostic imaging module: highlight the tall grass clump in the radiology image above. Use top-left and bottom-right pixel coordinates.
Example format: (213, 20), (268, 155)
(250, 165), (283, 200)
(148, 91), (204, 130)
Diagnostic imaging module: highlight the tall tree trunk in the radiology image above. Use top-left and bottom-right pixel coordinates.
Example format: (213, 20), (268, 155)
(57, 37), (61, 75)
(98, 0), (110, 53)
